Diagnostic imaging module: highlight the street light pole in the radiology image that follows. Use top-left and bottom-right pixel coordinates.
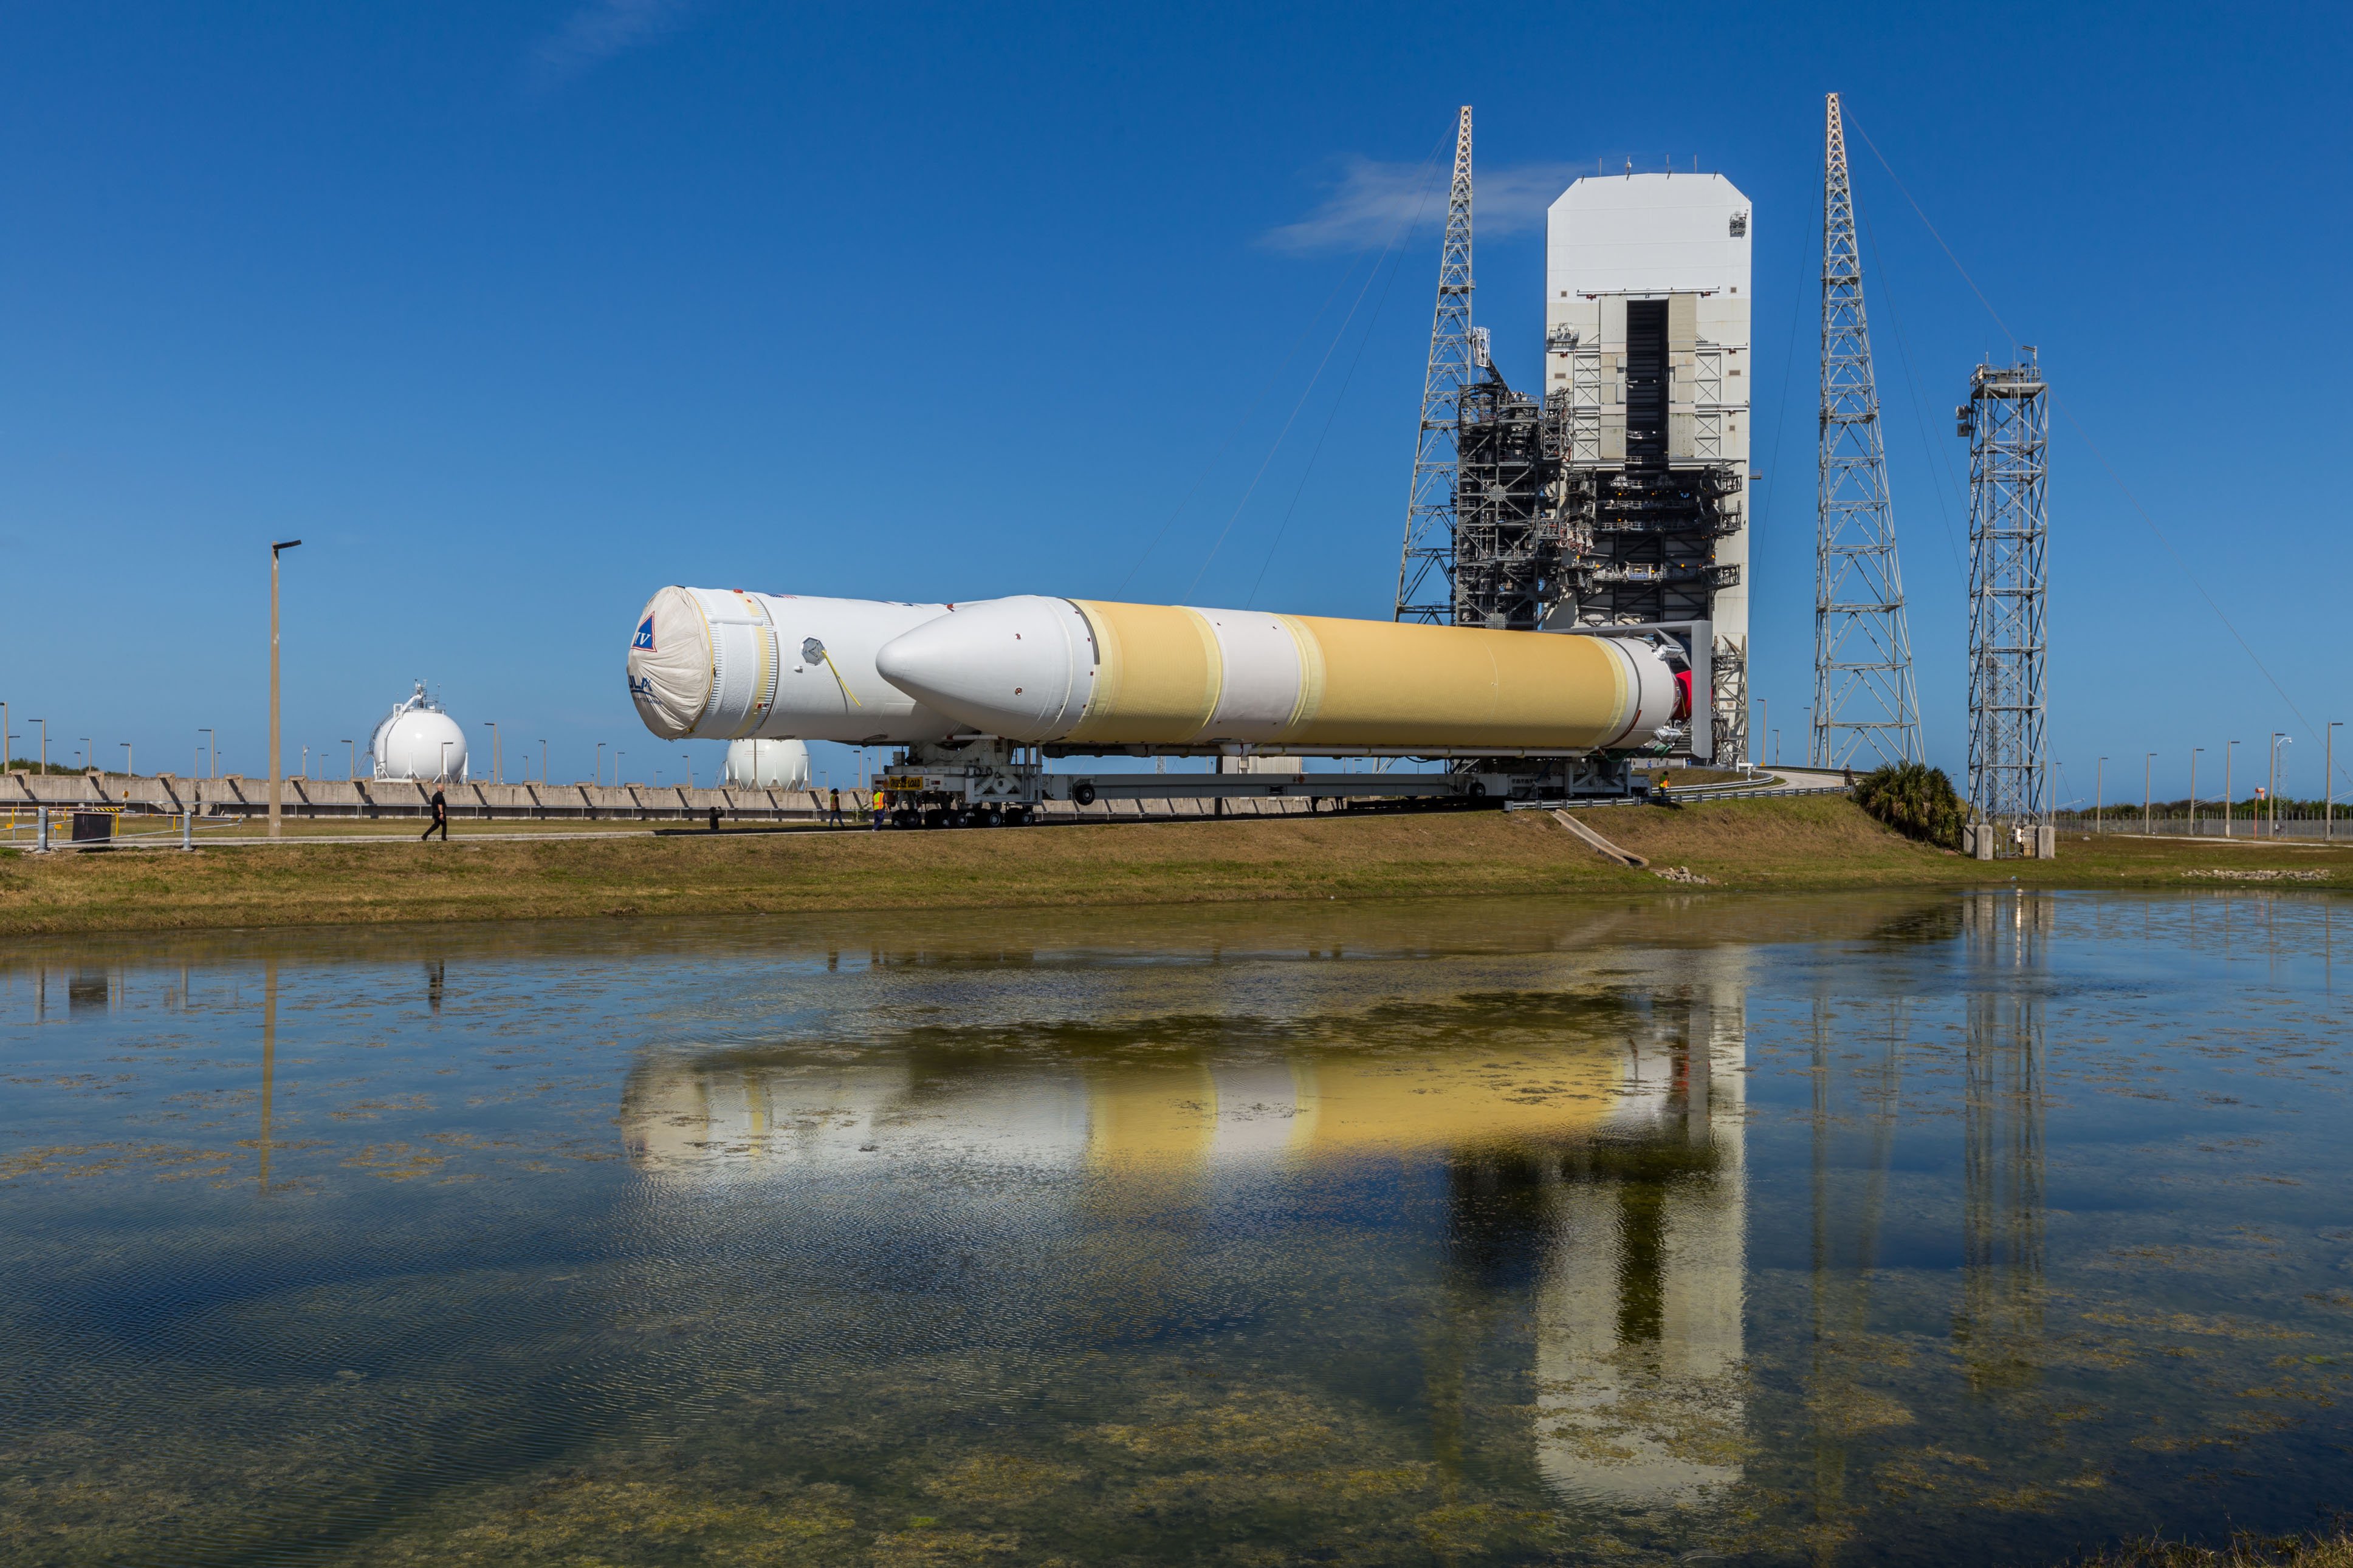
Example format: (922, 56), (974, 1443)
(268, 539), (303, 839)
(2190, 748), (2202, 838)
(1756, 698), (1767, 769)
(2275, 735), (2293, 839)
(596, 742), (605, 787)
(681, 752), (692, 789)
(2225, 741), (2237, 839)
(342, 739), (354, 780)
(2143, 753), (2154, 836)
(483, 722), (500, 785)
(538, 739), (548, 786)
(199, 728), (215, 781)
(2095, 757), (2105, 834)
(122, 742), (132, 782)
(36, 719), (47, 775)
(2267, 733), (2279, 838)
(2329, 723), (2341, 842)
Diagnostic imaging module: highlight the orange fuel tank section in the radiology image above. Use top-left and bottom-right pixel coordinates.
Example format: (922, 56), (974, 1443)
(873, 595), (1683, 755)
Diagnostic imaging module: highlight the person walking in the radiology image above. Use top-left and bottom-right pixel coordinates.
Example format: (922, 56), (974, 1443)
(828, 787), (844, 827)
(421, 786), (448, 842)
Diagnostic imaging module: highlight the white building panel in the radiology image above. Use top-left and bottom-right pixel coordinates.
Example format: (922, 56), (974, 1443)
(1546, 174), (1752, 300)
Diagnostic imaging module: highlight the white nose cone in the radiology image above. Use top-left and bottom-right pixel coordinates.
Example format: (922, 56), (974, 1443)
(873, 595), (1093, 742)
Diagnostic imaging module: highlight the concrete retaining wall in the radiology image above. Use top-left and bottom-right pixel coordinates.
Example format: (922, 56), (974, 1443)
(4, 772), (835, 821)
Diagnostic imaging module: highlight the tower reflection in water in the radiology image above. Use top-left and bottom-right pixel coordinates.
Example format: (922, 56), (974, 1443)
(1956, 892), (2049, 1395)
(617, 942), (1751, 1508)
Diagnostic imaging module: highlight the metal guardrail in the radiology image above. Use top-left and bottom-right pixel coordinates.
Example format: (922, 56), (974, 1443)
(5, 807), (247, 853)
(1657, 777), (1852, 803)
(1505, 773), (1853, 810)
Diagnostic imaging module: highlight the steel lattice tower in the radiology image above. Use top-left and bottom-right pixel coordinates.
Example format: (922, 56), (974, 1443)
(1961, 350), (2050, 843)
(1811, 93), (1922, 769)
(1393, 106), (1475, 623)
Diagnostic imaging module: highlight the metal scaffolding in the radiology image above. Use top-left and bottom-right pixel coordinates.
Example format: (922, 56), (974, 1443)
(1451, 358), (1551, 628)
(1812, 92), (1922, 769)
(1960, 351), (2050, 842)
(1394, 106), (1476, 624)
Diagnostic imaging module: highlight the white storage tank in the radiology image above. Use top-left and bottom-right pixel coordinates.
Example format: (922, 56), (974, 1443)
(369, 682), (469, 781)
(724, 738), (811, 790)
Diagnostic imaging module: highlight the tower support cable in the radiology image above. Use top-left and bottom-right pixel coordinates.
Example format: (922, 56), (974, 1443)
(1393, 106), (1475, 623)
(1812, 92), (1923, 768)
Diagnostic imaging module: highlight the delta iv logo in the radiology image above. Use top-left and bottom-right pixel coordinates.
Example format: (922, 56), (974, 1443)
(632, 616), (656, 651)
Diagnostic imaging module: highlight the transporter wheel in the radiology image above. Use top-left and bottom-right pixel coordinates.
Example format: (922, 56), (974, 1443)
(981, 805), (1005, 828)
(1465, 779), (1488, 802)
(893, 807), (920, 830)
(1071, 781), (1097, 807)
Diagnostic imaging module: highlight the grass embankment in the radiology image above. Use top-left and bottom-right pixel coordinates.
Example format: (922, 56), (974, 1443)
(1, 795), (2346, 937)
(2071, 1532), (2353, 1567)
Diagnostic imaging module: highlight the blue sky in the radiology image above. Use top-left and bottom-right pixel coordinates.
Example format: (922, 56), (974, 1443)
(4, 2), (2348, 800)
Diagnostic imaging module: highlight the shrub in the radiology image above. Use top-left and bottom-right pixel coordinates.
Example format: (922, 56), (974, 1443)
(1853, 762), (1966, 851)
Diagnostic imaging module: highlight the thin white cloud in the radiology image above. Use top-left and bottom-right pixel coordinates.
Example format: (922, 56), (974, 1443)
(528, 0), (689, 91)
(1262, 157), (1582, 254)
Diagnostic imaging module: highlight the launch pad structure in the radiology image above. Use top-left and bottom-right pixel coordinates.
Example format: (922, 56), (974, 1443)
(873, 112), (1760, 820)
(1396, 111), (1753, 788)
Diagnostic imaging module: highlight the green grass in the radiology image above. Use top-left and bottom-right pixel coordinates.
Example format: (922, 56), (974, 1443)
(1, 795), (2344, 937)
(2066, 1531), (2353, 1567)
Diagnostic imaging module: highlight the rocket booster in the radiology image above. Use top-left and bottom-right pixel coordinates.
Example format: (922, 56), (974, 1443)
(876, 596), (1681, 752)
(628, 587), (1684, 754)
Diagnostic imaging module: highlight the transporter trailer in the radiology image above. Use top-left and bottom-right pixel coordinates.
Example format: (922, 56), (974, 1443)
(864, 738), (1662, 829)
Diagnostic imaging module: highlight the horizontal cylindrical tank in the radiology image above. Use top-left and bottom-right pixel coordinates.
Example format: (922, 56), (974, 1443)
(628, 587), (1681, 754)
(875, 596), (1681, 753)
(628, 586), (960, 745)
(724, 737), (811, 790)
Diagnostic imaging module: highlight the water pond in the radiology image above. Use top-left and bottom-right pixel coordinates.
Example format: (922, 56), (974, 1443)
(3, 891), (2350, 1566)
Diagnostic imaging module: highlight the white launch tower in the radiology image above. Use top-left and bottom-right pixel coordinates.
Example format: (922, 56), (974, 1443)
(1545, 172), (1753, 764)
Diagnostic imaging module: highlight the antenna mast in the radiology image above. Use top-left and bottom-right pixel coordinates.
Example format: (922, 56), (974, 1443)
(1812, 92), (1922, 768)
(1394, 106), (1475, 623)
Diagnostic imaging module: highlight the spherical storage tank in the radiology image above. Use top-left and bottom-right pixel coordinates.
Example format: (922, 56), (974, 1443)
(369, 682), (469, 781)
(724, 738), (810, 789)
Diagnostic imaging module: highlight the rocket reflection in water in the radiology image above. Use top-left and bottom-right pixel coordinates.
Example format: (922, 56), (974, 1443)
(617, 942), (1751, 1507)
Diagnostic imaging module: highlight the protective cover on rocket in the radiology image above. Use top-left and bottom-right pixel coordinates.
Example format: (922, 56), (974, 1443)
(628, 587), (1685, 754)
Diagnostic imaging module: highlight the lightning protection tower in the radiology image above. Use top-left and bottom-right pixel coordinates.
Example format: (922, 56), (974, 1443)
(1394, 106), (1475, 623)
(1960, 349), (2050, 853)
(1812, 92), (1922, 769)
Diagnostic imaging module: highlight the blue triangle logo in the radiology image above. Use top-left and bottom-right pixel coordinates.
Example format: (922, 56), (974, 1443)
(632, 615), (656, 651)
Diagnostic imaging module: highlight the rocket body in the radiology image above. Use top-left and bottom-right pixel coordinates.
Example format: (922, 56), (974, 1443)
(628, 588), (1682, 754)
(875, 596), (1679, 753)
